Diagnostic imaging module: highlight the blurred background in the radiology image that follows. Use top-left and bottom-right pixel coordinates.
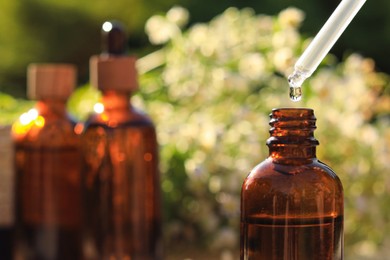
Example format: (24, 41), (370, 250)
(1, 0), (390, 259)
(0, 0), (388, 96)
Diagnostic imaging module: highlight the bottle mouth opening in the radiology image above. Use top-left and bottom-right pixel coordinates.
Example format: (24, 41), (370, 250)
(271, 107), (315, 117)
(270, 108), (316, 125)
(272, 107), (313, 111)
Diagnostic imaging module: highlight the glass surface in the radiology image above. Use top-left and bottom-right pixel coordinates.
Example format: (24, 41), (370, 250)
(13, 100), (82, 260)
(240, 108), (344, 260)
(81, 91), (162, 260)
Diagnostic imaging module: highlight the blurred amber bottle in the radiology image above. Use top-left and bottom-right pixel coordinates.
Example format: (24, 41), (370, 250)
(12, 64), (82, 259)
(240, 108), (344, 260)
(0, 125), (14, 260)
(81, 21), (162, 259)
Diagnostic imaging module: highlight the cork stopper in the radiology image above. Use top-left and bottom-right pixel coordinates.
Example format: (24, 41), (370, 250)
(90, 55), (138, 91)
(90, 21), (138, 92)
(27, 64), (76, 100)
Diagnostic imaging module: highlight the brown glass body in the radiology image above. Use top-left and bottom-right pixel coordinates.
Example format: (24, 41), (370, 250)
(240, 108), (344, 260)
(13, 100), (82, 260)
(81, 91), (162, 260)
(0, 125), (14, 260)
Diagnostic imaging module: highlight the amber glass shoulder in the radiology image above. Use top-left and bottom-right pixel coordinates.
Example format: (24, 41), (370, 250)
(84, 90), (154, 128)
(13, 101), (79, 146)
(242, 158), (343, 221)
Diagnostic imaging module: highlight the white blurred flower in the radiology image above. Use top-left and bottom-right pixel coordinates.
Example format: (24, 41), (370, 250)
(188, 23), (209, 47)
(222, 7), (241, 23)
(224, 73), (247, 92)
(278, 7), (305, 29)
(166, 6), (189, 28)
(272, 47), (294, 73)
(209, 176), (222, 193)
(238, 53), (267, 80)
(344, 53), (370, 73)
(211, 68), (226, 88)
(257, 15), (274, 32)
(162, 66), (182, 86)
(145, 15), (180, 44)
(360, 125), (379, 146)
(199, 124), (217, 149)
(272, 29), (300, 49)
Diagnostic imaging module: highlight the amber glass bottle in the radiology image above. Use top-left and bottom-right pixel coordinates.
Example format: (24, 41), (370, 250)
(0, 125), (14, 260)
(81, 21), (162, 260)
(240, 108), (344, 260)
(12, 64), (82, 259)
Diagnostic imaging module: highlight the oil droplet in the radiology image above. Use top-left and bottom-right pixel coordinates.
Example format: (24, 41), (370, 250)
(288, 69), (308, 102)
(289, 86), (302, 102)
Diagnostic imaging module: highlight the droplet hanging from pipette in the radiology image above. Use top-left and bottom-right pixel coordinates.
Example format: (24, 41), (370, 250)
(286, 0), (367, 101)
(289, 85), (302, 102)
(288, 69), (306, 102)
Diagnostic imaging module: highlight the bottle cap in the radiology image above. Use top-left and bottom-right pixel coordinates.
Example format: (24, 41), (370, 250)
(90, 55), (138, 91)
(27, 63), (76, 100)
(101, 20), (127, 56)
(90, 21), (138, 92)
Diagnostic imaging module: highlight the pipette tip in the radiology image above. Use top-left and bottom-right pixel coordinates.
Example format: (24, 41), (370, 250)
(288, 68), (310, 102)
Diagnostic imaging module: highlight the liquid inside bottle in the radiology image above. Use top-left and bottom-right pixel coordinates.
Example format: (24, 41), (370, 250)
(243, 215), (343, 259)
(240, 108), (344, 260)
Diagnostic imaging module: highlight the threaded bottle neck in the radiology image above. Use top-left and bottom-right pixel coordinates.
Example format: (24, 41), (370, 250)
(266, 108), (319, 164)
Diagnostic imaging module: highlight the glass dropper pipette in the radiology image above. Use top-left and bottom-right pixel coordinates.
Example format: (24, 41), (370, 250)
(288, 0), (367, 101)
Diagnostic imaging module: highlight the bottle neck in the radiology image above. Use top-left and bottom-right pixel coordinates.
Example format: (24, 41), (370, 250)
(94, 90), (134, 126)
(101, 90), (132, 111)
(266, 108), (319, 164)
(36, 99), (68, 120)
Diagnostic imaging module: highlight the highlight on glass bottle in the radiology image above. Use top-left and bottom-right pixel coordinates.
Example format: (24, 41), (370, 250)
(240, 108), (344, 260)
(12, 64), (82, 260)
(80, 21), (162, 259)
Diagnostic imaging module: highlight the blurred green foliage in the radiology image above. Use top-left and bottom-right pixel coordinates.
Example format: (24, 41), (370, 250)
(0, 0), (178, 96)
(0, 92), (34, 125)
(0, 0), (389, 97)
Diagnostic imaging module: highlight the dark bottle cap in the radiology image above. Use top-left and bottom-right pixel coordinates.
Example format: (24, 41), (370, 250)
(90, 21), (138, 91)
(101, 20), (127, 55)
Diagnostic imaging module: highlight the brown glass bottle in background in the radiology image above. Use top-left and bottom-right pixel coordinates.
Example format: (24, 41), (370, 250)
(0, 125), (14, 260)
(81, 21), (162, 259)
(240, 108), (344, 260)
(12, 64), (82, 260)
